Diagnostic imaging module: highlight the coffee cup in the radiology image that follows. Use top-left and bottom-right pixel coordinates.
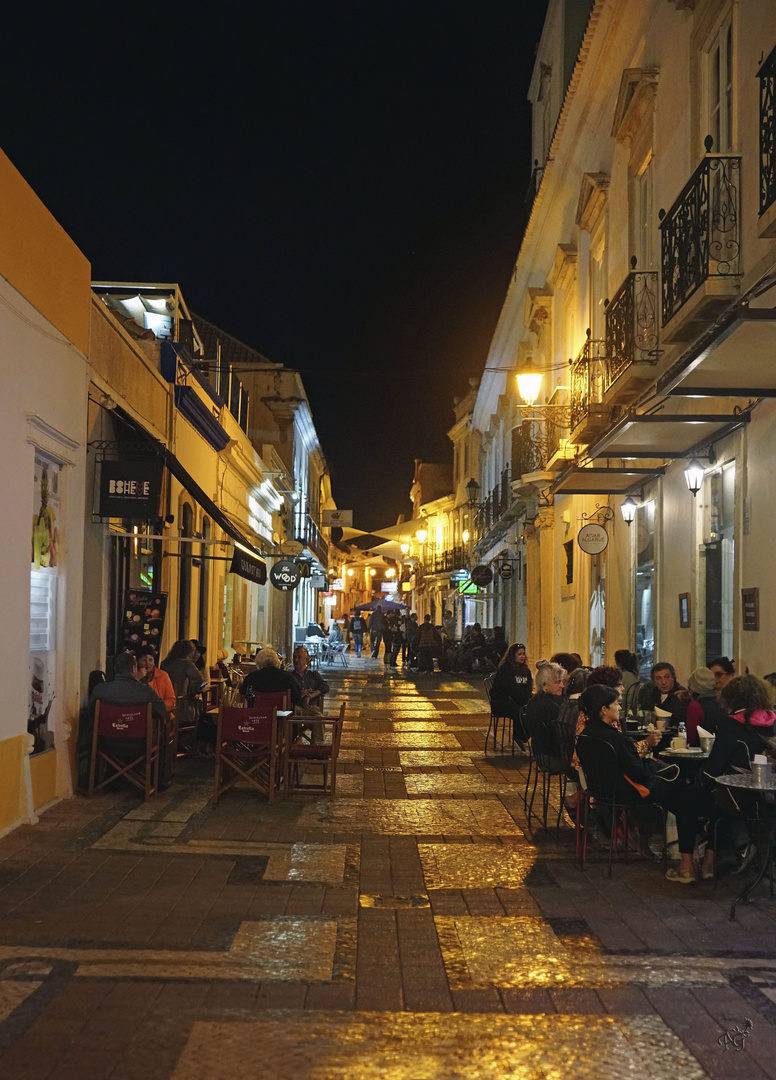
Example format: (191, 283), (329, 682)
(656, 719), (667, 732)
(671, 736), (687, 751)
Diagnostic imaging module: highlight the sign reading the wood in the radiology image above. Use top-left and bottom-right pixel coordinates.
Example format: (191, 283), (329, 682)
(269, 559), (301, 591)
(577, 524), (609, 555)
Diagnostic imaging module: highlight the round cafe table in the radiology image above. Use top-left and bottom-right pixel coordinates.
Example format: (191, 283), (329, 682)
(657, 747), (710, 781)
(716, 772), (776, 919)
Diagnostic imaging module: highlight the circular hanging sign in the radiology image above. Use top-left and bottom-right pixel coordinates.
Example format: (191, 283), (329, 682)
(470, 564), (493, 587)
(269, 559), (301, 591)
(577, 523), (609, 555)
(498, 557), (513, 581)
(280, 539), (304, 556)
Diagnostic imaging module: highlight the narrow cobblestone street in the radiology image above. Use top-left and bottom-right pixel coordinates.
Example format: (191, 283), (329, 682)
(2, 663), (776, 1078)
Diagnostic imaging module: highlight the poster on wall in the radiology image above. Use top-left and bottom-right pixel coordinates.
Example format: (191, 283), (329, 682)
(29, 452), (61, 755)
(119, 590), (168, 658)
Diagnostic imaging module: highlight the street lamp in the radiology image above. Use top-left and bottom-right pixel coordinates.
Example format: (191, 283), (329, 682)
(347, 568), (354, 577)
(516, 357), (544, 407)
(462, 529), (470, 544)
(400, 542), (410, 554)
(415, 523), (428, 543)
(369, 568), (376, 577)
(620, 495), (638, 526)
(385, 567), (396, 577)
(684, 458), (704, 497)
(465, 477), (480, 506)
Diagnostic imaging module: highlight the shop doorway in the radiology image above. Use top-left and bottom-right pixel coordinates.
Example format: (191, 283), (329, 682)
(701, 463), (735, 664)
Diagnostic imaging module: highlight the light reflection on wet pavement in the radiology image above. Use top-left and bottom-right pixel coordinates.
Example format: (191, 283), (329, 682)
(1, 657), (775, 1079)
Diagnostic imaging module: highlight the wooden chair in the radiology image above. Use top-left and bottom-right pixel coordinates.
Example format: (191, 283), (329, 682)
(88, 702), (159, 801)
(285, 703), (345, 796)
(214, 692), (289, 802)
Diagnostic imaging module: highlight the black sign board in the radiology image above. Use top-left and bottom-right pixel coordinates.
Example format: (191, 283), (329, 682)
(119, 590), (168, 658)
(470, 564), (493, 588)
(269, 559), (301, 591)
(99, 460), (162, 520)
(742, 587), (760, 631)
(230, 547), (267, 585)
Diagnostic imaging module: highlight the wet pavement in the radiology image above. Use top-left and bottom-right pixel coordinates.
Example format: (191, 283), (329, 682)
(2, 656), (776, 1077)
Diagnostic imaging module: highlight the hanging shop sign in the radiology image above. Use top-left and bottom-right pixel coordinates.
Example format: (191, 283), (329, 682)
(321, 509), (353, 527)
(230, 547), (267, 585)
(332, 577), (344, 591)
(380, 580), (398, 594)
(470, 564), (493, 588)
(577, 523), (609, 555)
(98, 459), (162, 520)
(119, 589), (168, 658)
(498, 557), (514, 580)
(280, 539), (304, 556)
(269, 559), (301, 591)
(449, 569), (470, 584)
(310, 573), (327, 589)
(458, 579), (480, 596)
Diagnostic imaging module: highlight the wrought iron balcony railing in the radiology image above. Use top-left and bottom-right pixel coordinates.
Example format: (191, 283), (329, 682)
(423, 547), (469, 576)
(760, 44), (776, 217)
(605, 260), (659, 384)
(294, 511), (329, 565)
(512, 423), (550, 478)
(569, 335), (608, 431)
(659, 137), (741, 326)
(473, 468), (512, 541)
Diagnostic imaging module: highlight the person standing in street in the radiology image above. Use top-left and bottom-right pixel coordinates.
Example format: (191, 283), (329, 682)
(351, 612), (367, 657)
(370, 604), (385, 659)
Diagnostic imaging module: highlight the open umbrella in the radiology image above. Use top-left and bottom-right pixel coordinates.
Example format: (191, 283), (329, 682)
(353, 598), (409, 613)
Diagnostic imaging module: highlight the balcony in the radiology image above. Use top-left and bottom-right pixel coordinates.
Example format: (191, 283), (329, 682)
(422, 547), (469, 576)
(294, 511), (329, 566)
(604, 261), (659, 402)
(659, 138), (741, 341)
(569, 335), (610, 444)
(759, 44), (776, 236)
(474, 468), (512, 542)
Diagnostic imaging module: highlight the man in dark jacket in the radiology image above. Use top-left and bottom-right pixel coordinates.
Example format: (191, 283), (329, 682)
(89, 651), (165, 720)
(637, 661), (688, 725)
(370, 604), (385, 658)
(416, 615), (441, 673)
(239, 648), (300, 708)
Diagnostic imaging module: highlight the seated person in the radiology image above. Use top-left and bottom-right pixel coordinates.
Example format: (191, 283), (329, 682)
(491, 643), (533, 746)
(136, 648), (176, 715)
(637, 661), (688, 725)
(239, 648), (300, 709)
(89, 651), (165, 719)
(576, 684), (705, 883)
(524, 661), (579, 812)
(290, 646), (329, 713)
(685, 667), (727, 744)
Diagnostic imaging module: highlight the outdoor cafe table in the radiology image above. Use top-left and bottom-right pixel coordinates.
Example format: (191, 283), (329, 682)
(716, 772), (776, 919)
(657, 747), (710, 781)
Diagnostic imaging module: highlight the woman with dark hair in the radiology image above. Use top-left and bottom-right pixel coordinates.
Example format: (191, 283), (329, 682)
(708, 655), (735, 693)
(551, 652), (581, 676)
(491, 643), (533, 746)
(161, 639), (205, 734)
(614, 650), (640, 715)
(576, 685), (702, 882)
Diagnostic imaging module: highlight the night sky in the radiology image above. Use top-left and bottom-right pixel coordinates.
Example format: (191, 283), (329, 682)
(3, 2), (549, 531)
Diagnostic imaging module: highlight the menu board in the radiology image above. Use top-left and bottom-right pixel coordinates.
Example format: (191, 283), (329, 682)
(119, 590), (168, 658)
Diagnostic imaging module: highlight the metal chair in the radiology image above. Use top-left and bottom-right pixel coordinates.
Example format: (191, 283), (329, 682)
(576, 734), (667, 877)
(525, 712), (570, 835)
(484, 676), (509, 752)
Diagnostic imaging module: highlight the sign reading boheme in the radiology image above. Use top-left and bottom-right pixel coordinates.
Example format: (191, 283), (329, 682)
(99, 460), (162, 520)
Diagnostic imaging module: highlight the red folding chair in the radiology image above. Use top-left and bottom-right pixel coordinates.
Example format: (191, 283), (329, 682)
(88, 701), (159, 800)
(214, 692), (288, 802)
(285, 703), (346, 796)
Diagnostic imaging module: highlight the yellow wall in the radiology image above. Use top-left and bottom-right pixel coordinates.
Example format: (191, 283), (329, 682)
(0, 148), (91, 354)
(30, 750), (58, 810)
(0, 736), (23, 834)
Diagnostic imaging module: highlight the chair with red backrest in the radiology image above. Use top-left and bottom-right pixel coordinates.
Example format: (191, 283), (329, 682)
(285, 703), (346, 796)
(88, 701), (159, 801)
(214, 692), (289, 802)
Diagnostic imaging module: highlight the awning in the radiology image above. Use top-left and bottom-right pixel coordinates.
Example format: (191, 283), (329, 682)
(550, 466), (665, 496)
(658, 303), (776, 398)
(162, 448), (266, 583)
(108, 405), (266, 582)
(586, 412), (749, 460)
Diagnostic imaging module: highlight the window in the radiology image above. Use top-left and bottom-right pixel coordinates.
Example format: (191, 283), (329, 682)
(707, 14), (734, 151)
(564, 540), (574, 585)
(589, 230), (607, 340)
(629, 156), (655, 269)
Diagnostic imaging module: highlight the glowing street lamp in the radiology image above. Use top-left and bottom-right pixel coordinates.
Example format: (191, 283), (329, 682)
(462, 529), (470, 544)
(369, 568), (376, 577)
(415, 525), (428, 543)
(516, 357), (543, 407)
(347, 568), (354, 577)
(684, 458), (704, 497)
(400, 542), (410, 554)
(620, 495), (638, 526)
(385, 567), (396, 577)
